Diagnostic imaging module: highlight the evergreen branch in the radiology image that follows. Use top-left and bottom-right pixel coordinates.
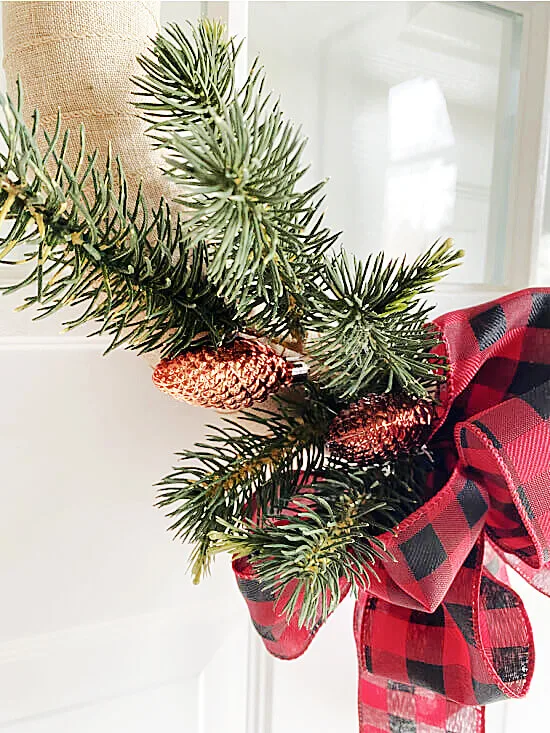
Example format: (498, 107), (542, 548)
(134, 20), (243, 131)
(162, 103), (337, 327)
(135, 19), (338, 341)
(0, 19), (465, 621)
(0, 85), (238, 356)
(307, 241), (462, 400)
(210, 456), (427, 628)
(156, 396), (332, 582)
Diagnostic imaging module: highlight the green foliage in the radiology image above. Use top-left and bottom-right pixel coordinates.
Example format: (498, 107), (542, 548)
(134, 20), (241, 131)
(210, 456), (427, 628)
(156, 395), (332, 582)
(307, 240), (462, 399)
(135, 19), (337, 340)
(0, 85), (237, 356)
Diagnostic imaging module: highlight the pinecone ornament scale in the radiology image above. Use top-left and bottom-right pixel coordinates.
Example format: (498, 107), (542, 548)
(152, 338), (299, 410)
(327, 393), (437, 464)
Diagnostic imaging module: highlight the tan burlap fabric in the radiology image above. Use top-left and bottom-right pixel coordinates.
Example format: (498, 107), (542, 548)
(2, 1), (183, 368)
(2, 0), (176, 209)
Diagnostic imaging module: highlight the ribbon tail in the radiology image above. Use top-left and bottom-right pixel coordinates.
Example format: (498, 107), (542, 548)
(357, 674), (484, 733)
(233, 556), (350, 659)
(354, 599), (485, 733)
(354, 537), (534, 733)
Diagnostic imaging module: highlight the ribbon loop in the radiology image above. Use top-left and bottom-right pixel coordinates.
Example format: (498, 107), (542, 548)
(456, 392), (550, 570)
(356, 537), (533, 709)
(366, 465), (488, 613)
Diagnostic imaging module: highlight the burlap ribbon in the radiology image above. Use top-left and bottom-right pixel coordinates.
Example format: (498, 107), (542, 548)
(2, 0), (173, 208)
(235, 288), (550, 733)
(1, 1), (181, 367)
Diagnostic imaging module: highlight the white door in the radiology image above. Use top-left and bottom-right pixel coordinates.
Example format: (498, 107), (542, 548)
(0, 3), (254, 731)
(1, 2), (550, 733)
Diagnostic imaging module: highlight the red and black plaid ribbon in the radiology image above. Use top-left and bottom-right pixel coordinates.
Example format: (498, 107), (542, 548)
(233, 288), (550, 733)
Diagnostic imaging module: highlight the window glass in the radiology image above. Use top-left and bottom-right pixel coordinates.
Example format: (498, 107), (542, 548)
(248, 1), (523, 285)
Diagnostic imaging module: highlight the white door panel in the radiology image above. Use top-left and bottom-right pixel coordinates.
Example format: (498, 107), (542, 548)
(0, 303), (249, 730)
(271, 598), (358, 733)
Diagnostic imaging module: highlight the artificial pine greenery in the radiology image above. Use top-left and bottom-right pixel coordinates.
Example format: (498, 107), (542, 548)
(306, 244), (459, 399)
(134, 21), (338, 339)
(157, 394), (331, 584)
(0, 19), (462, 627)
(0, 84), (237, 355)
(210, 456), (428, 628)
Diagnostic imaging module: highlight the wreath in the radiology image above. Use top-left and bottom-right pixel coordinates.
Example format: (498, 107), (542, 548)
(2, 19), (550, 733)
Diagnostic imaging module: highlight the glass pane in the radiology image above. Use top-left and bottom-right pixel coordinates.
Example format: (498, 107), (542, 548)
(248, 1), (523, 285)
(160, 2), (203, 25)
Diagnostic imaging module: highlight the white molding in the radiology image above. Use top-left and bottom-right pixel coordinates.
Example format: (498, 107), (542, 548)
(0, 606), (242, 725)
(0, 336), (109, 350)
(245, 627), (273, 733)
(498, 1), (550, 288)
(489, 1), (540, 14)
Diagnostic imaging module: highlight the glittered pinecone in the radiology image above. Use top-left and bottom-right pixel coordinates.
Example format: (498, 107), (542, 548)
(327, 393), (437, 464)
(152, 338), (304, 410)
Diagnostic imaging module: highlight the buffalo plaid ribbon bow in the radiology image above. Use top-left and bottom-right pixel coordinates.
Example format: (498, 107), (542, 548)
(233, 288), (550, 733)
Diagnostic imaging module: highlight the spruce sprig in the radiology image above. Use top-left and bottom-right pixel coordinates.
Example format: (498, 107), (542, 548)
(133, 21), (242, 131)
(135, 19), (338, 340)
(0, 86), (237, 355)
(307, 241), (462, 399)
(157, 397), (332, 582)
(210, 458), (426, 628)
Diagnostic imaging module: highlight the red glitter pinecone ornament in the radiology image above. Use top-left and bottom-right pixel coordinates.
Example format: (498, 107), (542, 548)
(152, 338), (306, 410)
(327, 393), (437, 464)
